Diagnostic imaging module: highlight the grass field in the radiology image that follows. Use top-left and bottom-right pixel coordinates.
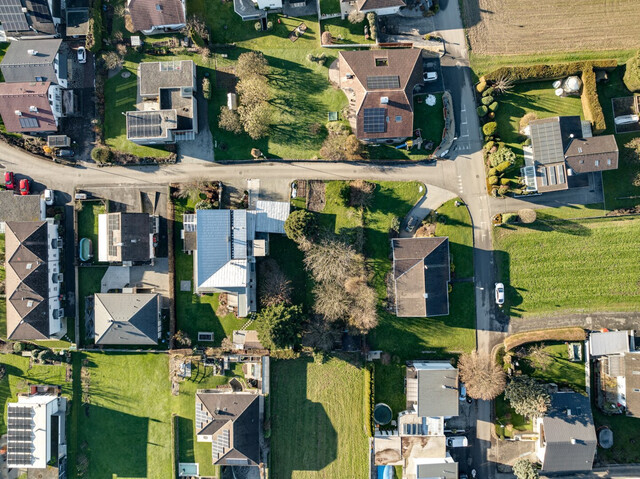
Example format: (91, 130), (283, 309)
(462, 0), (640, 57)
(77, 267), (107, 345)
(494, 216), (640, 317)
(270, 356), (369, 478)
(320, 18), (374, 45)
(520, 342), (586, 392)
(77, 201), (106, 263)
(434, 199), (474, 279)
(593, 407), (640, 464)
(319, 0), (340, 14)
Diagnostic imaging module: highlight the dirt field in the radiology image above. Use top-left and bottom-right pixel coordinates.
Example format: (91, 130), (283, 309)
(463, 0), (640, 56)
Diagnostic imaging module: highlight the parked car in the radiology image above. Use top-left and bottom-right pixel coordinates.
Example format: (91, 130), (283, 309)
(405, 216), (418, 233)
(439, 149), (450, 159)
(4, 171), (15, 189)
(447, 436), (468, 447)
(495, 282), (505, 305)
(423, 71), (438, 82)
(44, 189), (54, 205)
(56, 149), (75, 157)
(77, 47), (87, 64)
(19, 178), (30, 195)
(459, 384), (467, 401)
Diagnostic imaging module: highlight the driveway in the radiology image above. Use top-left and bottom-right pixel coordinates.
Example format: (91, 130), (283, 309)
(400, 183), (456, 237)
(177, 94), (215, 163)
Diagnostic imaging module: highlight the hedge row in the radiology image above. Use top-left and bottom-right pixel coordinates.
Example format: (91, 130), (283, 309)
(581, 66), (606, 134)
(504, 327), (586, 351)
(364, 363), (374, 437)
(483, 59), (618, 82)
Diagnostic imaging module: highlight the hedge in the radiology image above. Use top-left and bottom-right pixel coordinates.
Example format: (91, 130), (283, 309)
(504, 327), (586, 351)
(484, 59), (617, 82)
(581, 66), (606, 134)
(489, 102), (499, 112)
(481, 96), (494, 106)
(495, 160), (512, 173)
(364, 364), (374, 437)
(477, 105), (488, 117)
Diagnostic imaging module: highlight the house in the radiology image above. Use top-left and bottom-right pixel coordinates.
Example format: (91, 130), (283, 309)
(392, 237), (450, 318)
(66, 8), (90, 37)
(93, 292), (160, 345)
(6, 386), (67, 473)
(195, 391), (261, 467)
(127, 0), (186, 35)
(589, 330), (632, 357)
(341, 0), (406, 17)
(183, 201), (290, 317)
(125, 60), (198, 145)
(520, 116), (619, 193)
(0, 82), (61, 134)
(0, 190), (45, 233)
(404, 361), (459, 420)
(0, 0), (59, 39)
(233, 0), (281, 21)
(5, 220), (64, 340)
(338, 48), (422, 143)
(535, 392), (597, 473)
(1, 39), (67, 88)
(97, 212), (158, 264)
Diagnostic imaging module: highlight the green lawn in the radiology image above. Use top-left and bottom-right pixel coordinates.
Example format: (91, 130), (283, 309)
(270, 356), (369, 478)
(494, 393), (531, 439)
(266, 235), (314, 309)
(78, 267), (107, 346)
(535, 204), (606, 220)
(593, 407), (640, 464)
(434, 199), (474, 278)
(321, 18), (374, 45)
(77, 200), (106, 263)
(173, 199), (245, 346)
(520, 342), (586, 392)
(0, 234), (5, 337)
(494, 216), (640, 317)
(319, 0), (340, 14)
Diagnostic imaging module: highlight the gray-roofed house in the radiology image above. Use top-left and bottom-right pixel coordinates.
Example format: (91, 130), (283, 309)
(1, 39), (67, 88)
(5, 220), (64, 340)
(417, 462), (458, 479)
(0, 190), (44, 233)
(93, 292), (160, 345)
(348, 0), (405, 16)
(623, 353), (640, 417)
(184, 201), (290, 317)
(392, 237), (450, 318)
(589, 330), (631, 357)
(405, 361), (459, 418)
(521, 116), (619, 194)
(535, 392), (597, 473)
(195, 391), (261, 467)
(127, 0), (186, 34)
(97, 212), (158, 264)
(126, 60), (198, 144)
(0, 0), (58, 39)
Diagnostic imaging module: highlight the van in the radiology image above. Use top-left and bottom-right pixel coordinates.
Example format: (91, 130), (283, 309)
(75, 193), (87, 200)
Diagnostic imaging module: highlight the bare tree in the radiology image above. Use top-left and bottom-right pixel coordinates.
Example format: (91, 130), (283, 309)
(527, 343), (552, 371)
(350, 179), (375, 208)
(348, 10), (365, 24)
(235, 51), (269, 79)
(218, 107), (243, 134)
(102, 51), (122, 71)
(303, 237), (362, 284)
(346, 276), (378, 331)
(183, 15), (209, 41)
(493, 74), (515, 94)
(313, 281), (350, 321)
(303, 316), (341, 351)
(259, 259), (292, 307)
(458, 351), (506, 400)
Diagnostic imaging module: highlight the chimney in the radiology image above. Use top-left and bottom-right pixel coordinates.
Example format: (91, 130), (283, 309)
(566, 408), (572, 416)
(380, 97), (389, 104)
(15, 110), (22, 116)
(27, 50), (38, 56)
(29, 106), (38, 113)
(570, 438), (577, 445)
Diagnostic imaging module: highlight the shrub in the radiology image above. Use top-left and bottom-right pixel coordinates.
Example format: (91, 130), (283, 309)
(498, 185), (509, 196)
(255, 303), (305, 349)
(482, 122), (497, 136)
(489, 101), (499, 112)
(581, 65), (606, 134)
(488, 176), (499, 185)
(623, 50), (640, 92)
(348, 10), (365, 23)
(489, 146), (516, 167)
(513, 459), (539, 479)
(202, 77), (211, 100)
(367, 12), (377, 40)
(91, 147), (112, 164)
(518, 209), (537, 224)
(284, 209), (318, 243)
(520, 112), (538, 130)
(254, 22), (261, 31)
(13, 342), (24, 353)
(266, 21), (273, 30)
(484, 59), (617, 82)
(481, 95), (494, 106)
(512, 188), (523, 196)
(477, 105), (488, 117)
(484, 141), (495, 151)
(487, 167), (497, 177)
(476, 79), (487, 93)
(500, 177), (511, 185)
(495, 160), (512, 173)
(482, 87), (495, 97)
(321, 31), (332, 45)
(218, 107), (242, 134)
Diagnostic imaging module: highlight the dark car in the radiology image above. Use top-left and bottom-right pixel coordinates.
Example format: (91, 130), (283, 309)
(56, 149), (75, 157)
(19, 178), (30, 195)
(5, 171), (15, 189)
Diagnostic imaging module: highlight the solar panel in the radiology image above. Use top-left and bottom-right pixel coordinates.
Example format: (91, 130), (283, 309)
(0, 1), (30, 32)
(127, 112), (165, 139)
(18, 117), (39, 129)
(366, 75), (400, 90)
(363, 108), (386, 134)
(7, 406), (34, 466)
(531, 121), (563, 164)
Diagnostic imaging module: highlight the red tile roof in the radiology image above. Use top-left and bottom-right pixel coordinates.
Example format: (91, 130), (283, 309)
(128, 0), (186, 33)
(0, 82), (56, 133)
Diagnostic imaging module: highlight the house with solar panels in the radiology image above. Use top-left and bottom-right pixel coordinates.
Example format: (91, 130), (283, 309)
(126, 60), (198, 144)
(182, 201), (290, 317)
(6, 385), (67, 476)
(520, 116), (619, 194)
(0, 0), (60, 40)
(337, 48), (422, 143)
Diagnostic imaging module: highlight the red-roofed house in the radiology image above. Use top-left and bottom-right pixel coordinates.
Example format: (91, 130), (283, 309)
(127, 0), (186, 35)
(0, 81), (60, 134)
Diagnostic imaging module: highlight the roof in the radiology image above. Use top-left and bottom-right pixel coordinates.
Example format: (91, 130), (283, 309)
(541, 392), (596, 473)
(623, 353), (640, 418)
(65, 7), (90, 36)
(23, 0), (55, 34)
(392, 237), (450, 317)
(1, 39), (61, 83)
(414, 362), (459, 417)
(0, 191), (43, 225)
(529, 116), (583, 165)
(0, 0), (55, 34)
(564, 135), (619, 174)
(128, 0), (185, 33)
(4, 221), (50, 340)
(98, 212), (152, 263)
(254, 200), (290, 234)
(138, 60), (195, 96)
(0, 82), (56, 133)
(589, 331), (630, 357)
(356, 0), (405, 11)
(338, 49), (422, 140)
(417, 462), (458, 479)
(47, 135), (71, 148)
(94, 293), (159, 345)
(232, 330), (263, 350)
(195, 392), (260, 466)
(126, 109), (178, 141)
(535, 161), (568, 193)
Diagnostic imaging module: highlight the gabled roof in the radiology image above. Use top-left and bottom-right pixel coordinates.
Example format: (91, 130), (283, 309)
(392, 237), (450, 317)
(5, 221), (50, 340)
(624, 353), (640, 417)
(128, 0), (186, 33)
(0, 82), (56, 133)
(589, 331), (630, 357)
(195, 392), (260, 466)
(541, 392), (596, 473)
(356, 0), (405, 11)
(417, 461), (458, 479)
(564, 135), (619, 173)
(0, 191), (43, 224)
(94, 293), (159, 345)
(0, 0), (55, 35)
(1, 39), (61, 84)
(414, 362), (459, 418)
(529, 116), (582, 165)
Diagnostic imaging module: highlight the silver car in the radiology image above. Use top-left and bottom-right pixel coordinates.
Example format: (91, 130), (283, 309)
(495, 282), (505, 305)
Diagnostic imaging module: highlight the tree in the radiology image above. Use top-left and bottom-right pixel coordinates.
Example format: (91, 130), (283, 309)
(344, 134), (363, 160)
(303, 316), (341, 351)
(623, 50), (640, 92)
(91, 147), (112, 164)
(519, 112), (538, 130)
(303, 238), (362, 284)
(336, 182), (350, 207)
(321, 31), (333, 45)
(482, 121), (498, 136)
(183, 15), (209, 42)
(488, 145), (516, 168)
(513, 459), (539, 479)
(518, 209), (537, 224)
(255, 303), (305, 349)
(345, 276), (378, 331)
(313, 281), (350, 321)
(102, 51), (122, 70)
(458, 351), (506, 400)
(235, 51), (269, 79)
(527, 343), (552, 371)
(493, 74), (515, 94)
(236, 75), (270, 107)
(348, 10), (365, 23)
(350, 179), (375, 208)
(259, 258), (292, 307)
(504, 375), (551, 419)
(173, 330), (192, 348)
(218, 107), (242, 134)
(284, 209), (318, 243)
(239, 102), (271, 140)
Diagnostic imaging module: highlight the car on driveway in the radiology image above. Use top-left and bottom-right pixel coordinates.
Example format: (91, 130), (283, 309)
(44, 189), (54, 205)
(447, 436), (468, 447)
(5, 171), (15, 189)
(495, 282), (505, 305)
(77, 47), (87, 64)
(423, 71), (438, 82)
(56, 149), (75, 158)
(459, 384), (467, 401)
(19, 178), (30, 195)
(405, 216), (418, 232)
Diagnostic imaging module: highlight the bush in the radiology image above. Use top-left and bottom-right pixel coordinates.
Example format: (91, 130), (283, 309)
(482, 87), (495, 97)
(488, 176), (499, 185)
(581, 65), (606, 134)
(348, 10), (365, 24)
(367, 12), (377, 40)
(91, 146), (112, 164)
(495, 160), (512, 173)
(202, 77), (211, 100)
(487, 167), (497, 177)
(623, 50), (640, 92)
(520, 112), (538, 130)
(481, 95), (494, 106)
(484, 141), (495, 151)
(254, 22), (261, 31)
(498, 185), (509, 196)
(321, 31), (332, 45)
(266, 21), (273, 30)
(284, 209), (318, 243)
(500, 177), (511, 186)
(484, 59), (617, 82)
(13, 342), (24, 353)
(219, 107), (242, 134)
(489, 146), (516, 167)
(477, 105), (488, 117)
(518, 208), (537, 224)
(482, 122), (497, 136)
(489, 101), (499, 112)
(337, 182), (350, 206)
(476, 79), (487, 93)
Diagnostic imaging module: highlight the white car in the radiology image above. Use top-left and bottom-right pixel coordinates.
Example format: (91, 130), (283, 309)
(44, 189), (54, 206)
(77, 46), (87, 64)
(447, 436), (468, 447)
(423, 71), (438, 82)
(495, 282), (505, 305)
